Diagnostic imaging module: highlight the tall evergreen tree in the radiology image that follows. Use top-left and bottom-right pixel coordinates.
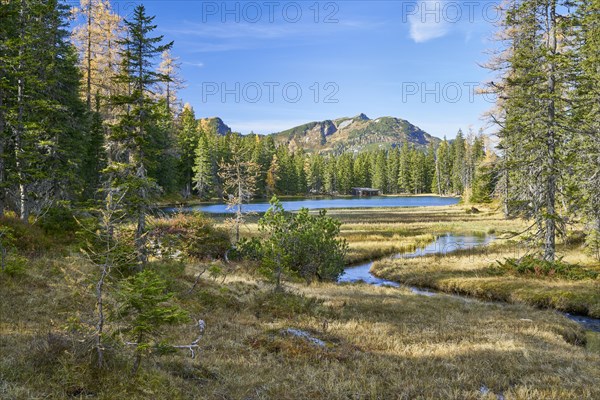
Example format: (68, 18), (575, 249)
(433, 139), (452, 195)
(451, 129), (466, 194)
(306, 154), (324, 194)
(371, 150), (387, 193)
(177, 104), (202, 197)
(109, 5), (173, 265)
(410, 149), (427, 194)
(488, 0), (571, 261)
(353, 152), (371, 189)
(192, 133), (213, 199)
(337, 153), (354, 194)
(398, 142), (412, 193)
(572, 0), (600, 257)
(266, 154), (280, 196)
(386, 147), (400, 194)
(425, 143), (436, 193)
(3, 0), (88, 220)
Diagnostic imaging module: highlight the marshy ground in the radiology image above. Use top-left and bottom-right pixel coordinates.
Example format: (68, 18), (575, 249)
(1, 204), (599, 399)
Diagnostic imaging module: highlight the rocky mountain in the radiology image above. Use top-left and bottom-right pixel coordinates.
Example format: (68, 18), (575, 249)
(199, 117), (232, 136)
(269, 114), (439, 153)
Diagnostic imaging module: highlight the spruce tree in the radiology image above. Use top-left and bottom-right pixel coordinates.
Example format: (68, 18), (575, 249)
(398, 142), (412, 193)
(488, 0), (571, 261)
(572, 0), (600, 257)
(109, 5), (173, 265)
(386, 147), (400, 194)
(451, 129), (466, 194)
(3, 0), (87, 219)
(193, 134), (213, 198)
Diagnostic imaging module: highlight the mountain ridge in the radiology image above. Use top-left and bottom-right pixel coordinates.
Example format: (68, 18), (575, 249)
(269, 114), (439, 153)
(198, 114), (440, 154)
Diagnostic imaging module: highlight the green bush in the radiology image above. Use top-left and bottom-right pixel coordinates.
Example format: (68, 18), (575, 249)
(250, 291), (322, 319)
(0, 216), (51, 255)
(492, 255), (599, 280)
(38, 204), (78, 237)
(2, 253), (28, 276)
(114, 270), (190, 373)
(585, 229), (600, 261)
(244, 196), (348, 288)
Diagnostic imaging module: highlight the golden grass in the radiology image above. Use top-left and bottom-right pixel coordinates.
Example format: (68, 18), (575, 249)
(371, 241), (600, 317)
(215, 204), (600, 318)
(1, 254), (600, 399)
(339, 206), (600, 318)
(214, 204), (523, 264)
(3, 204), (598, 398)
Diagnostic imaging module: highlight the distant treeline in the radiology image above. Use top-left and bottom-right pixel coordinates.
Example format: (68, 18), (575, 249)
(183, 109), (496, 200)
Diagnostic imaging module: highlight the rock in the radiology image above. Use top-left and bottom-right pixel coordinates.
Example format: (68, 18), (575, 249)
(280, 328), (326, 347)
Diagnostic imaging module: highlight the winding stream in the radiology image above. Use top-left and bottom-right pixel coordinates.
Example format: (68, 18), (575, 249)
(338, 234), (600, 333)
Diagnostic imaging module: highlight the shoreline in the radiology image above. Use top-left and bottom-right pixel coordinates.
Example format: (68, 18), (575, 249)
(155, 193), (463, 209)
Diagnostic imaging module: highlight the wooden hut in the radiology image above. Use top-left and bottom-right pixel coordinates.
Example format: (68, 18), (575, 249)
(351, 187), (380, 197)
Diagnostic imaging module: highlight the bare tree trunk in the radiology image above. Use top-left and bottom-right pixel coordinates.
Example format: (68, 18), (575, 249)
(235, 171), (242, 243)
(503, 165), (509, 218)
(0, 83), (5, 218)
(132, 332), (143, 374)
(543, 0), (557, 262)
(135, 54), (147, 267)
(96, 261), (108, 367)
(16, 0), (28, 222)
(95, 189), (118, 368)
(165, 81), (171, 114)
(86, 0), (92, 109)
(135, 160), (147, 267)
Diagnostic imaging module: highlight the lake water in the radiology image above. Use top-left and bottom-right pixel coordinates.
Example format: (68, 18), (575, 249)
(168, 196), (460, 214)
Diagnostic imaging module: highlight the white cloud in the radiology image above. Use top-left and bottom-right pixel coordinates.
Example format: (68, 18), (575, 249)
(165, 23), (294, 40)
(183, 61), (204, 68)
(408, 0), (450, 43)
(161, 18), (384, 52)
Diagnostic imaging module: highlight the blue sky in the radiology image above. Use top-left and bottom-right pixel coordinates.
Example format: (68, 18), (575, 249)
(119, 0), (501, 139)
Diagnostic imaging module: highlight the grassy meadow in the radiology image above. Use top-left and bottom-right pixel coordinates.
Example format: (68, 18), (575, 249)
(2, 203), (600, 399)
(1, 253), (600, 399)
(333, 206), (600, 319)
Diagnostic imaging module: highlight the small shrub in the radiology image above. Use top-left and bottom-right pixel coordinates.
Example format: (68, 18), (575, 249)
(79, 219), (138, 278)
(195, 286), (242, 311)
(149, 213), (230, 261)
(491, 255), (599, 280)
(564, 230), (586, 246)
(114, 270), (190, 373)
(236, 237), (262, 261)
(246, 197), (348, 289)
(38, 204), (78, 238)
(250, 291), (322, 319)
(2, 254), (28, 276)
(584, 229), (600, 261)
(30, 333), (73, 368)
(0, 216), (51, 255)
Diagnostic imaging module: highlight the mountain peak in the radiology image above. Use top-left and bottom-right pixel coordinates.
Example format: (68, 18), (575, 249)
(199, 117), (231, 136)
(271, 114), (439, 153)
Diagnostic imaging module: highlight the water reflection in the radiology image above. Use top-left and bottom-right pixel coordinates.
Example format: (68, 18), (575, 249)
(338, 234), (493, 286)
(166, 196), (460, 214)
